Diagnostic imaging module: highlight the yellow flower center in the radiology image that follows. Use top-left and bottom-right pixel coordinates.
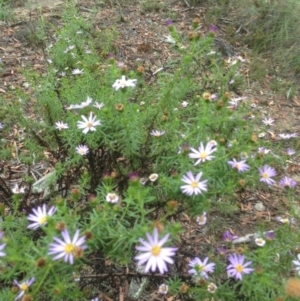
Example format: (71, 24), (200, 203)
(20, 283), (28, 291)
(200, 152), (207, 159)
(235, 264), (244, 273)
(151, 245), (161, 256)
(262, 172), (269, 179)
(87, 122), (93, 128)
(38, 216), (47, 225)
(64, 243), (75, 254)
(191, 181), (198, 188)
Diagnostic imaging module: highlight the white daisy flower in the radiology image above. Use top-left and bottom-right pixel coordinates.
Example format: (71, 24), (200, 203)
(196, 212), (207, 225)
(93, 102), (104, 110)
(207, 282), (217, 293)
(80, 96), (93, 108)
(112, 76), (137, 90)
(158, 284), (169, 295)
(134, 228), (178, 274)
(106, 193), (119, 203)
(150, 130), (165, 137)
(254, 237), (266, 247)
(72, 68), (84, 75)
(149, 173), (159, 182)
(262, 117), (274, 126)
(12, 184), (25, 194)
(75, 145), (89, 155)
(180, 171), (208, 196)
(188, 142), (217, 165)
(55, 121), (69, 130)
(77, 112), (101, 134)
(27, 204), (56, 230)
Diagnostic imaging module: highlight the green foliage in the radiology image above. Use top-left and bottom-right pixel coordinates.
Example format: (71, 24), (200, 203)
(0, 2), (299, 301)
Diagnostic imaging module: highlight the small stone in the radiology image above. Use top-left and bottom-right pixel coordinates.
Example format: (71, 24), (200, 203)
(254, 202), (265, 211)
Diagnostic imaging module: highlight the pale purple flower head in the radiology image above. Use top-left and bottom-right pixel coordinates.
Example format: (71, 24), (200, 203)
(134, 228), (177, 274)
(165, 19), (173, 27)
(259, 165), (276, 185)
(222, 230), (238, 242)
(280, 176), (297, 188)
(188, 257), (215, 279)
(209, 25), (218, 33)
(48, 229), (87, 264)
(217, 247), (228, 256)
(14, 277), (35, 300)
(227, 158), (250, 172)
(286, 148), (295, 156)
(27, 204), (56, 230)
(180, 171), (208, 196)
(265, 230), (275, 241)
(0, 243), (6, 257)
(226, 253), (254, 280)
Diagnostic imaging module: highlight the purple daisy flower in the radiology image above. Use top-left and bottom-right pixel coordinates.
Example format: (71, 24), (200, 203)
(259, 165), (276, 185)
(48, 229), (87, 265)
(280, 176), (297, 188)
(227, 253), (254, 280)
(227, 158), (250, 172)
(188, 257), (215, 279)
(222, 230), (238, 242)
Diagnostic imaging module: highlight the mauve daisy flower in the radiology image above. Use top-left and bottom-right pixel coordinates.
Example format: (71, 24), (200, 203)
(27, 204), (56, 230)
(55, 121), (69, 130)
(227, 253), (254, 280)
(112, 76), (137, 90)
(14, 277), (35, 300)
(280, 176), (297, 188)
(258, 147), (270, 155)
(188, 142), (217, 165)
(265, 230), (275, 241)
(48, 229), (87, 265)
(134, 228), (177, 274)
(76, 145), (89, 156)
(259, 165), (276, 185)
(188, 257), (215, 279)
(278, 133), (297, 139)
(77, 112), (101, 134)
(180, 171), (208, 196)
(227, 158), (250, 172)
(222, 230), (238, 242)
(286, 148), (295, 156)
(0, 243), (6, 257)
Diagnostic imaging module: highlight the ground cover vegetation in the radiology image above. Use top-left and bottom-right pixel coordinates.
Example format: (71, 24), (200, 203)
(0, 0), (300, 300)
